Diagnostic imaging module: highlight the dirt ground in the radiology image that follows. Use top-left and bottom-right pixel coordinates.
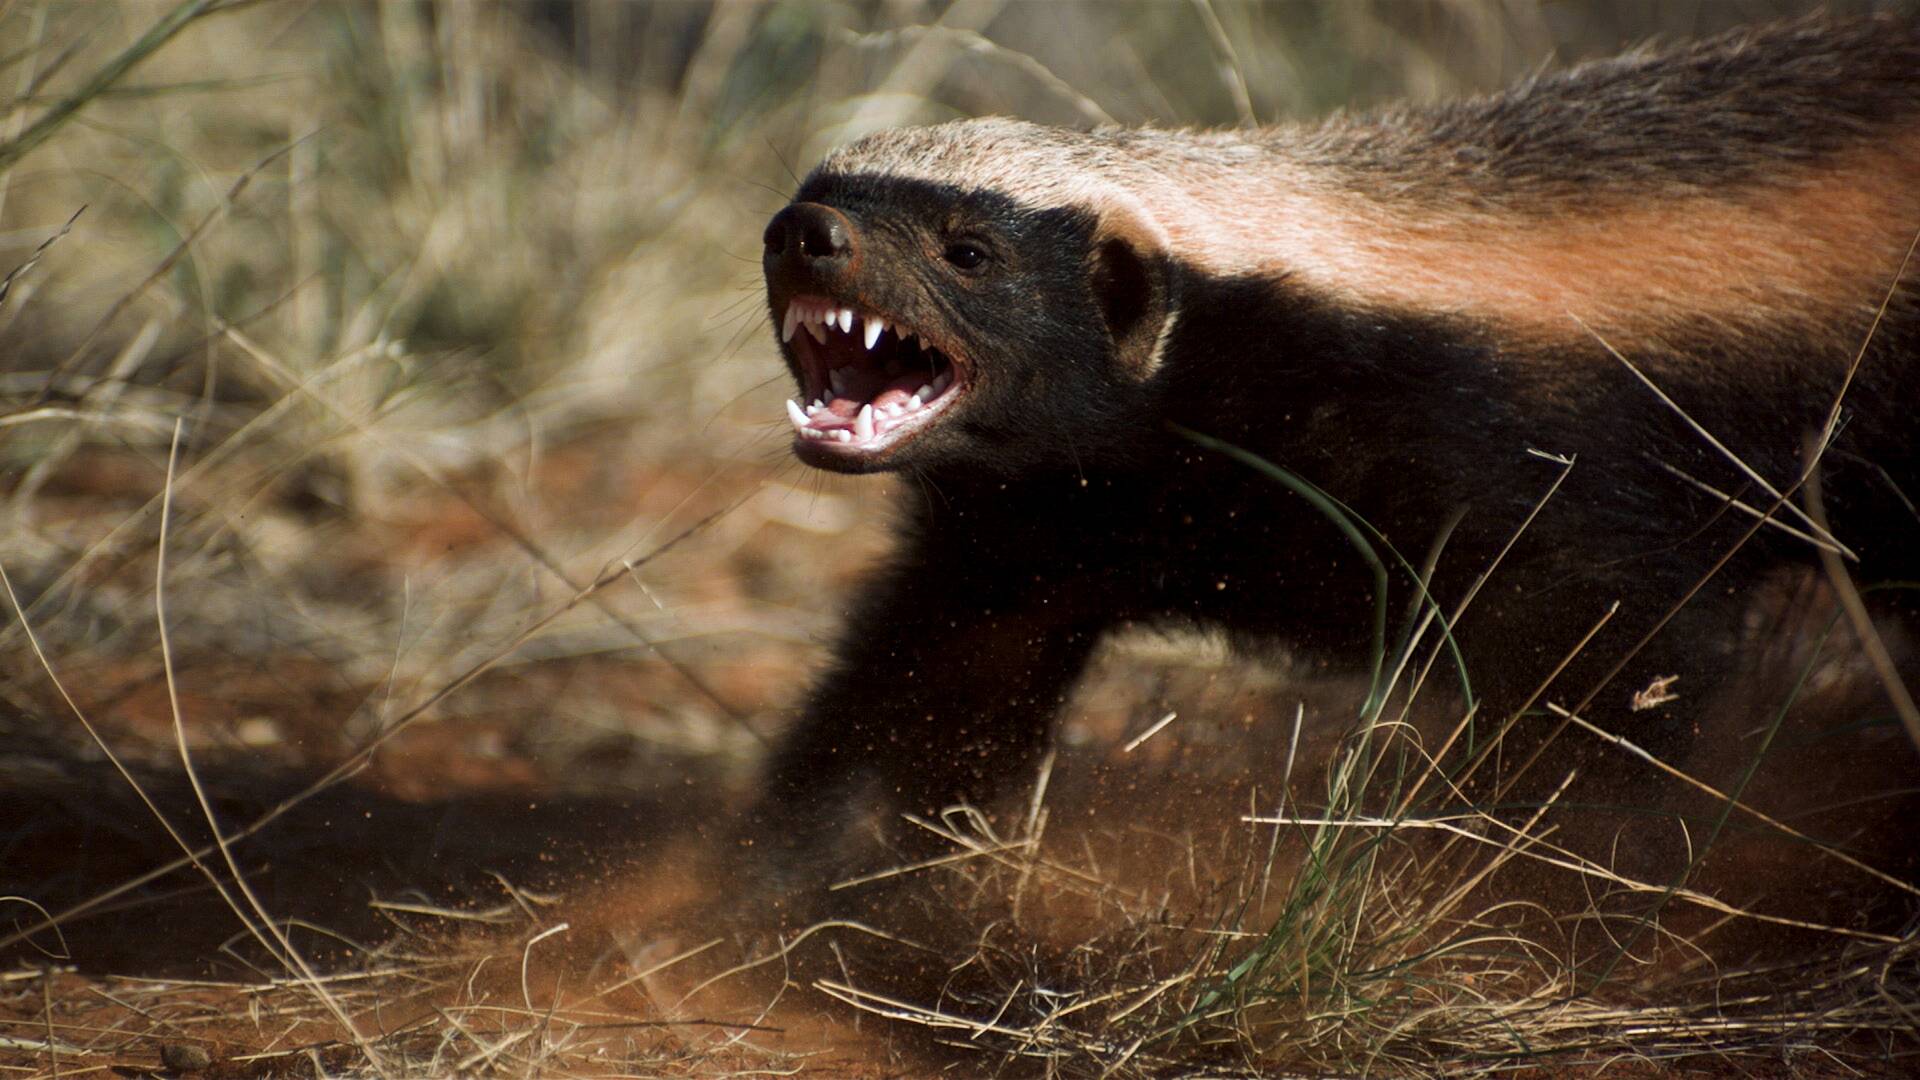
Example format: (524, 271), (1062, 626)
(4, 427), (1917, 1079)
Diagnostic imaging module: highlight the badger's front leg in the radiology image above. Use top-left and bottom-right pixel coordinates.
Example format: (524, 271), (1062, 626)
(745, 525), (1107, 887)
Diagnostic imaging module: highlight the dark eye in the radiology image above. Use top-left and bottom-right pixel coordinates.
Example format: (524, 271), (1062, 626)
(943, 242), (988, 270)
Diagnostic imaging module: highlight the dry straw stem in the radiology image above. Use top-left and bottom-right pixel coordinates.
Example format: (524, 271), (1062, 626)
(1191, 0), (1258, 127)
(839, 23), (1116, 127)
(1248, 808), (1901, 945)
(1490, 295), (1894, 806)
(1524, 226), (1918, 775)
(9, 925), (792, 1077)
(0, 0), (224, 176)
(215, 320), (755, 725)
(1, 447), (392, 1073)
(0, 493), (746, 959)
(153, 417), (395, 1074)
(1802, 228), (1920, 753)
(0, 204), (79, 308)
(24, 135), (307, 413)
(1549, 701), (1919, 899)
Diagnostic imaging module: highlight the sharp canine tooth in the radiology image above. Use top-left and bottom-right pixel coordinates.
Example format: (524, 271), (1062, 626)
(786, 399), (807, 427)
(863, 319), (882, 349)
(855, 404), (875, 441)
(782, 305), (799, 342)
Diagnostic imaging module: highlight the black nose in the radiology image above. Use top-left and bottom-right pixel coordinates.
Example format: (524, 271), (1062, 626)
(763, 202), (855, 269)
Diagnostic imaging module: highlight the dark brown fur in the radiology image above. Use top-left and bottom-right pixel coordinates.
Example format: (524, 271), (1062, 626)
(750, 14), (1920, 899)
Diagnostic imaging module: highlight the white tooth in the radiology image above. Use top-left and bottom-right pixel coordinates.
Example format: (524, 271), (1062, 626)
(838, 308), (855, 333)
(782, 305), (799, 342)
(863, 319), (882, 349)
(907, 394), (922, 410)
(855, 404), (875, 441)
(805, 318), (826, 344)
(786, 399), (808, 428)
(806, 401), (825, 415)
(832, 429), (851, 443)
(914, 384), (933, 400)
(884, 403), (901, 418)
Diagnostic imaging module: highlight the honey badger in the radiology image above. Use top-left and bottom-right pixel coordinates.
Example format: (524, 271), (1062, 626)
(753, 15), (1920, 875)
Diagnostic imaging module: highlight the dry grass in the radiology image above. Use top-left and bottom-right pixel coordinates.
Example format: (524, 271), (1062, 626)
(2, 1), (1915, 1077)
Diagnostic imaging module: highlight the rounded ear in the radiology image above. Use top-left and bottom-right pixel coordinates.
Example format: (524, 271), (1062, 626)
(1088, 202), (1176, 381)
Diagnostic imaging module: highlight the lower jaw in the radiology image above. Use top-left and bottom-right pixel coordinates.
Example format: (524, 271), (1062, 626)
(788, 385), (962, 470)
(793, 436), (907, 473)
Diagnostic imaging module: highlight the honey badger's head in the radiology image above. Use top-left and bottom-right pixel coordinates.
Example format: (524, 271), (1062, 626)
(763, 119), (1176, 474)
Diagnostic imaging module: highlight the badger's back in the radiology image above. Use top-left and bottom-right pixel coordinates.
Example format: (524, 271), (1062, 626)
(1110, 14), (1920, 353)
(1324, 13), (1920, 200)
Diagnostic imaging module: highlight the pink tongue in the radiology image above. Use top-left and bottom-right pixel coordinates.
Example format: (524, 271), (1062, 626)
(826, 373), (927, 416)
(872, 374), (925, 410)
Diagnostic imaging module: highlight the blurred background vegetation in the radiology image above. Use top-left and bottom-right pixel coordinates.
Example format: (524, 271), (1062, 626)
(4, 0), (1901, 795)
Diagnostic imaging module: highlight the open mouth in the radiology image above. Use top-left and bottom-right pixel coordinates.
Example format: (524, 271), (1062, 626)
(778, 295), (964, 456)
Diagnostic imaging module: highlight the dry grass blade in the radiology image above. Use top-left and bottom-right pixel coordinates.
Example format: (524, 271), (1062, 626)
(1191, 0), (1256, 126)
(0, 494), (746, 957)
(1656, 461), (1851, 555)
(0, 204), (78, 308)
(216, 321), (755, 728)
(1805, 464), (1920, 755)
(1579, 313), (1851, 560)
(1243, 812), (1903, 944)
(839, 25), (1116, 126)
(1804, 227), (1920, 753)
(154, 418), (393, 1074)
(0, 0), (221, 176)
(31, 134), (308, 404)
(1550, 701), (1919, 898)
